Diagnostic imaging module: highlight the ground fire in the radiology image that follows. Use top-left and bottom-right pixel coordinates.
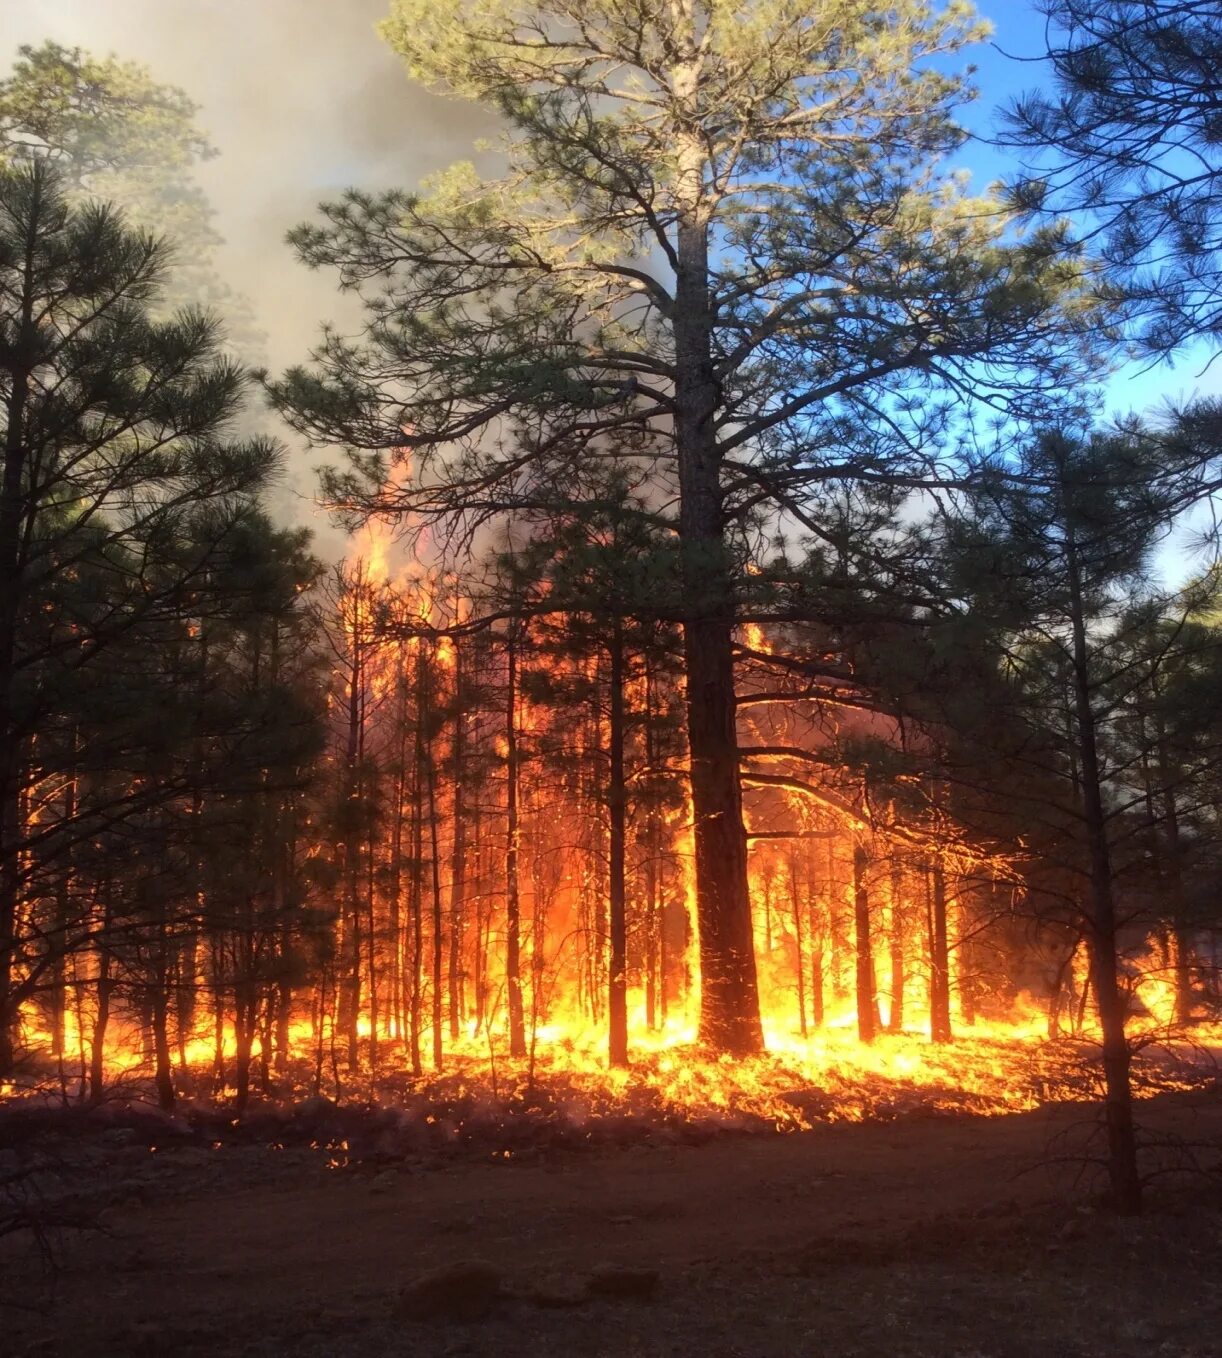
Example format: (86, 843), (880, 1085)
(6, 531), (1219, 1134)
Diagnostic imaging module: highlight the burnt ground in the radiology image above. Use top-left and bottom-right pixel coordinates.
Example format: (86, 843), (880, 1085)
(3, 1092), (1222, 1358)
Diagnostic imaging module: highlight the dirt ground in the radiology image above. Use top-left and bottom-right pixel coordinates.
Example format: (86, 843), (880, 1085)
(4, 1093), (1222, 1358)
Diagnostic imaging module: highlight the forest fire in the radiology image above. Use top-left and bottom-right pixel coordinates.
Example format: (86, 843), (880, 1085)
(3, 0), (1222, 1246)
(3, 501), (1219, 1168)
(3, 509), (1220, 1136)
(8, 791), (1219, 1134)
(9, 5), (1222, 1352)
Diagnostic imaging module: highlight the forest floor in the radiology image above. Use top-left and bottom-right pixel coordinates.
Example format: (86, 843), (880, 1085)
(2, 1085), (1222, 1357)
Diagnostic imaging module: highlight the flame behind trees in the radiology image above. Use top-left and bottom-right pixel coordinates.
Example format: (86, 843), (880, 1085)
(269, 0), (1095, 1055)
(898, 426), (1222, 1210)
(0, 161), (308, 1086)
(4, 12), (1222, 1216)
(4, 360), (1220, 1162)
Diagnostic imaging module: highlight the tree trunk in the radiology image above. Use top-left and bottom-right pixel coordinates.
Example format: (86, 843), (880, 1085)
(928, 860), (953, 1044)
(0, 178), (38, 1079)
(408, 658), (425, 1077)
(234, 983), (256, 1115)
(175, 936), (196, 1072)
(340, 628), (364, 1070)
(1065, 527), (1142, 1212)
(389, 658), (409, 1042)
(1153, 711), (1193, 1025)
(210, 938), (227, 1092)
(788, 851), (807, 1038)
(472, 800), (489, 1034)
(151, 927), (175, 1110)
(424, 643), (444, 1071)
(827, 840), (846, 1007)
(644, 820), (661, 1031)
(888, 860), (905, 1033)
(670, 80), (761, 1054)
(275, 978), (292, 1077)
(504, 630), (526, 1057)
(258, 996), (273, 1094)
(88, 888), (114, 1105)
(449, 644), (466, 1042)
(852, 842), (878, 1044)
(643, 659), (662, 1031)
(366, 804), (379, 1072)
(607, 619), (629, 1067)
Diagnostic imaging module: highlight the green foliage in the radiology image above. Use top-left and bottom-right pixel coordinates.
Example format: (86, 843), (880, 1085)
(0, 40), (262, 359)
(273, 0), (1099, 542)
(0, 161), (321, 1070)
(0, 41), (213, 181)
(1006, 0), (1222, 351)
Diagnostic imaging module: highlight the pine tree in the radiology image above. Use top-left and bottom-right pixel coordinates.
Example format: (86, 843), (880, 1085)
(943, 423), (1217, 1211)
(0, 41), (261, 356)
(1006, 0), (1222, 350)
(497, 477), (684, 1064)
(0, 161), (281, 1077)
(271, 0), (1090, 1053)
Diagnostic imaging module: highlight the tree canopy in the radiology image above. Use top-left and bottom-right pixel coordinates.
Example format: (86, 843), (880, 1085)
(1005, 0), (1222, 350)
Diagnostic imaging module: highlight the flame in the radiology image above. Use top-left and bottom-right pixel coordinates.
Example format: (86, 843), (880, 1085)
(9, 537), (1219, 1125)
(742, 621), (768, 653)
(353, 515), (395, 586)
(19, 959), (1217, 1120)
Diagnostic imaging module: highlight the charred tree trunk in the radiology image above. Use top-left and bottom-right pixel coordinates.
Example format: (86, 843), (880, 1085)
(258, 995), (274, 1094)
(366, 802), (379, 1072)
(607, 618), (629, 1067)
(928, 859), (953, 1044)
(958, 891), (979, 1028)
(504, 630), (526, 1058)
(810, 935), (825, 1030)
(852, 842), (878, 1044)
(210, 938), (227, 1092)
(888, 861), (905, 1034)
(472, 801), (489, 1034)
(423, 643), (444, 1071)
(0, 183), (37, 1079)
(150, 918), (175, 1110)
(788, 851), (807, 1038)
(47, 755), (78, 1063)
(408, 651), (425, 1077)
(448, 644), (466, 1042)
(1153, 709), (1193, 1026)
(339, 616), (364, 1070)
(809, 841), (825, 1028)
(389, 658), (410, 1043)
(175, 936), (196, 1073)
(275, 978), (292, 1077)
(233, 984), (256, 1114)
(827, 840), (846, 1008)
(1065, 527), (1141, 1212)
(88, 887), (114, 1105)
(642, 658), (663, 1032)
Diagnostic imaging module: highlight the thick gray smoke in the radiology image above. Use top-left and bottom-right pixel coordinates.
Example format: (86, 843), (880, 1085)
(4, 0), (497, 552)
